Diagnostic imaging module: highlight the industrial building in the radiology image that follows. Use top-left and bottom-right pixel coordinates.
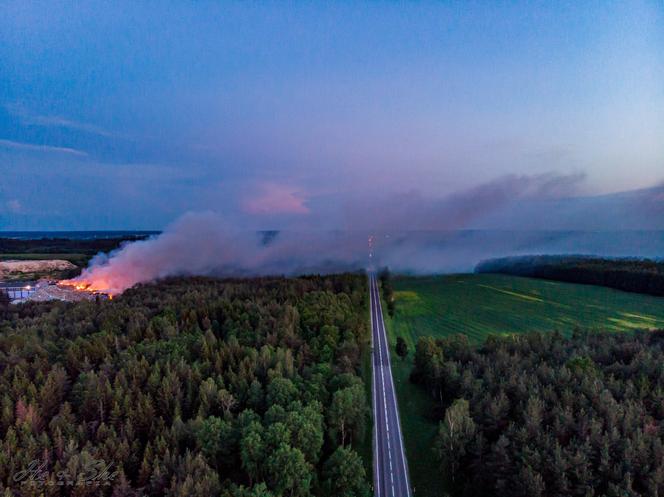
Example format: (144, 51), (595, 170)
(0, 281), (37, 301)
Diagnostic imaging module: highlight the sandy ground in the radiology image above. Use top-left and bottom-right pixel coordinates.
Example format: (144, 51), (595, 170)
(0, 260), (77, 277)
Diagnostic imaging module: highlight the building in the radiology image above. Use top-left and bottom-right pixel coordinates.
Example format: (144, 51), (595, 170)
(0, 281), (37, 301)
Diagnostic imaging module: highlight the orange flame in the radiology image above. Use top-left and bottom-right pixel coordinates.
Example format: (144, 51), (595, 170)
(58, 279), (115, 299)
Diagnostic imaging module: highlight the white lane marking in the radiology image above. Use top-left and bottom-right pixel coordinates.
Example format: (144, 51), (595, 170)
(370, 275), (381, 497)
(374, 275), (408, 495)
(372, 275), (385, 497)
(380, 341), (394, 494)
(374, 279), (394, 496)
(371, 280), (395, 497)
(374, 275), (412, 497)
(373, 275), (391, 496)
(372, 276), (395, 497)
(373, 276), (395, 497)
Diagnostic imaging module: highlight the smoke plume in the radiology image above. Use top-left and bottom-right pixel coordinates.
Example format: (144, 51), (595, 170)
(72, 212), (368, 294)
(341, 172), (586, 231)
(72, 173), (664, 294)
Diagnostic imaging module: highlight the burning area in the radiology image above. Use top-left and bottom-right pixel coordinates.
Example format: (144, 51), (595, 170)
(56, 280), (114, 300)
(60, 212), (370, 296)
(1, 280), (112, 304)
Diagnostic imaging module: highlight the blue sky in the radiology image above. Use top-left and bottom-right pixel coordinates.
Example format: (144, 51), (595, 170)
(0, 1), (662, 230)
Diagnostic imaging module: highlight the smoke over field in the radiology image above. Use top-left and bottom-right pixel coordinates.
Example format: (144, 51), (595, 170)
(67, 175), (664, 295)
(70, 213), (664, 295)
(70, 212), (368, 294)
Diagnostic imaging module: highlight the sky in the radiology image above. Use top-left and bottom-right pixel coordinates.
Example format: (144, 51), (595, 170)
(0, 0), (662, 230)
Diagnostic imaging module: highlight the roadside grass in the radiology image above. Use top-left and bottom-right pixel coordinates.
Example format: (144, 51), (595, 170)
(382, 273), (664, 497)
(383, 313), (446, 497)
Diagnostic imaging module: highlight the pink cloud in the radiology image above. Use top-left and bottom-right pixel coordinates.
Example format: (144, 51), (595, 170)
(6, 199), (22, 213)
(242, 183), (310, 215)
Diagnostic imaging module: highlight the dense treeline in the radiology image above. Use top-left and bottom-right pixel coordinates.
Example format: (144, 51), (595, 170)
(0, 274), (371, 497)
(476, 255), (664, 296)
(412, 330), (664, 497)
(0, 235), (152, 257)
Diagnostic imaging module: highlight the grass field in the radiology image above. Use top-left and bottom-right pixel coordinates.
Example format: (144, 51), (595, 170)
(383, 273), (664, 497)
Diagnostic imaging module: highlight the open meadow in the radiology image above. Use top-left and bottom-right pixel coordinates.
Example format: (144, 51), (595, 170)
(384, 273), (664, 497)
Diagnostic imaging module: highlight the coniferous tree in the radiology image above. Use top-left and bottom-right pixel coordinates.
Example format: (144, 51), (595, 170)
(396, 336), (408, 360)
(0, 275), (371, 496)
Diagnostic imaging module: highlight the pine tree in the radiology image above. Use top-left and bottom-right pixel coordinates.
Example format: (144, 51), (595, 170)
(322, 446), (370, 497)
(396, 336), (408, 360)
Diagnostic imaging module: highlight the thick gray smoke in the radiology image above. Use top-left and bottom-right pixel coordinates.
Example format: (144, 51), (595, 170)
(74, 212), (369, 294)
(342, 172), (586, 231)
(73, 173), (664, 294)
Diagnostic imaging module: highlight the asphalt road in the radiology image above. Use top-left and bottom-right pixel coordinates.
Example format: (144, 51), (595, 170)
(370, 272), (412, 497)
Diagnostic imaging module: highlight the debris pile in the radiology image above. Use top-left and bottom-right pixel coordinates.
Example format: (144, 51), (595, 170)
(5, 280), (111, 304)
(0, 259), (77, 278)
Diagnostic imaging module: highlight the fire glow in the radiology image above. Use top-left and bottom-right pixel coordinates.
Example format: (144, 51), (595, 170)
(57, 279), (114, 299)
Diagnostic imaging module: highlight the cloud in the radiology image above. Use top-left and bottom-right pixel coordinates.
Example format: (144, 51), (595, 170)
(242, 182), (310, 215)
(5, 103), (114, 138)
(0, 139), (88, 157)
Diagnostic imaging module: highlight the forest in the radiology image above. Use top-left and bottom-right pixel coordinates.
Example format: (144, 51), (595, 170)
(0, 274), (371, 497)
(411, 329), (664, 497)
(476, 255), (664, 296)
(0, 236), (153, 257)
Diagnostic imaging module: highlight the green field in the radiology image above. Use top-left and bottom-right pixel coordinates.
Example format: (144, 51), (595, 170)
(383, 273), (664, 497)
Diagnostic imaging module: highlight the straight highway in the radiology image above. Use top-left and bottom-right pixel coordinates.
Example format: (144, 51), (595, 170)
(370, 272), (412, 497)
